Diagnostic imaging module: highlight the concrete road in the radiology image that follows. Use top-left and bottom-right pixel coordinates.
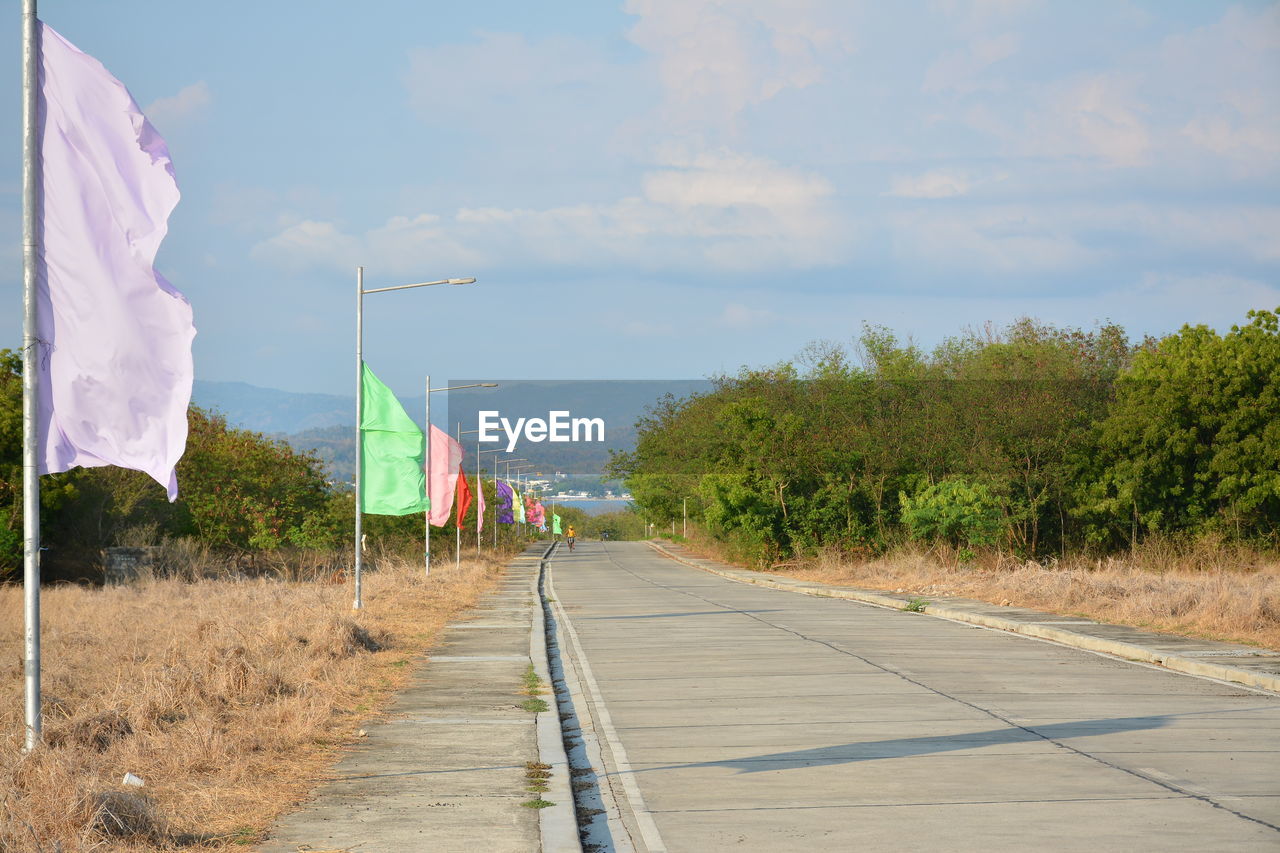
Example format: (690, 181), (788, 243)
(548, 542), (1280, 853)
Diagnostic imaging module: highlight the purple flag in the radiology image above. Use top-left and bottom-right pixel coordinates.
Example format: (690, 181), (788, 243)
(496, 480), (514, 524)
(36, 23), (196, 501)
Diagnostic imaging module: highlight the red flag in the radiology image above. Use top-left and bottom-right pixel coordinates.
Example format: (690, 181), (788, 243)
(454, 465), (473, 530)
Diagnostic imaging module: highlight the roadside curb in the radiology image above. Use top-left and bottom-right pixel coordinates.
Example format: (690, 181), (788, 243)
(529, 542), (583, 853)
(646, 541), (1280, 694)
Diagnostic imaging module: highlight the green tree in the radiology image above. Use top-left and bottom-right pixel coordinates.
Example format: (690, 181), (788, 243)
(172, 408), (335, 551)
(1080, 309), (1280, 545)
(0, 350), (81, 576)
(900, 478), (1005, 548)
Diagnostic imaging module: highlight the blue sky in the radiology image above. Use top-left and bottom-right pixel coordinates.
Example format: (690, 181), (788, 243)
(2, 1), (1278, 396)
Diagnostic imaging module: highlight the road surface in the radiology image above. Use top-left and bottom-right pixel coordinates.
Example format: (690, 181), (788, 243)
(548, 541), (1280, 852)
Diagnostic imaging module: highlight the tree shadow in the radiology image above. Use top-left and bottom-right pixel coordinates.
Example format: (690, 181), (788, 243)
(638, 714), (1174, 774)
(585, 609), (782, 620)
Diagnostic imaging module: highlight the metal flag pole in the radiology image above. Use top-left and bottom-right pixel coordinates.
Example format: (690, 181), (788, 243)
(474, 448), (504, 552)
(455, 421), (462, 569)
(353, 267), (365, 610)
(495, 456), (523, 549)
(430, 371), (435, 573)
(354, 274), (475, 599)
(426, 381), (493, 573)
(21, 0), (42, 751)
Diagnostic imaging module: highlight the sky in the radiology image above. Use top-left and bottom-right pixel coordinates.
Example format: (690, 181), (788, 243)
(2, 1), (1278, 397)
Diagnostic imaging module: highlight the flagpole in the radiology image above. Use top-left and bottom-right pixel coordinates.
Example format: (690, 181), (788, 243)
(353, 267), (364, 610)
(455, 421), (462, 569)
(430, 371), (435, 573)
(475, 437), (481, 555)
(21, 0), (42, 751)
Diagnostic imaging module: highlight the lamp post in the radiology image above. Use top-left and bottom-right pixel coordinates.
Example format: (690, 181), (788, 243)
(509, 463), (535, 535)
(456, 422), (463, 568)
(475, 447), (504, 552)
(459, 427), (497, 558)
(424, 380), (496, 576)
(683, 496), (697, 539)
(355, 268), (474, 611)
(497, 457), (526, 547)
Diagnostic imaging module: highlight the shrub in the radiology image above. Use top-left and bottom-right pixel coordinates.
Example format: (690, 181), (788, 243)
(900, 478), (1005, 548)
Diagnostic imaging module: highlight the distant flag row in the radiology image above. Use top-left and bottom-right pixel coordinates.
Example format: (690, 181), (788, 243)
(360, 362), (554, 532)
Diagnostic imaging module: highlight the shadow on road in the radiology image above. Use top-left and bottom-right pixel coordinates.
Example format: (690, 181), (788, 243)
(637, 714), (1175, 774)
(585, 609), (783, 620)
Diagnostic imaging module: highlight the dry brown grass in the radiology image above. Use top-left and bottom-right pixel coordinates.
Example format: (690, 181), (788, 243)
(0, 549), (516, 851)
(676, 535), (1280, 651)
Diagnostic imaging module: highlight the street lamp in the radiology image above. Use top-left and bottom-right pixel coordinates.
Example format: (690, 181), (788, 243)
(454, 424), (486, 568)
(496, 457), (526, 547)
(509, 463), (535, 533)
(355, 267), (475, 611)
(424, 380), (497, 576)
(476, 447), (505, 553)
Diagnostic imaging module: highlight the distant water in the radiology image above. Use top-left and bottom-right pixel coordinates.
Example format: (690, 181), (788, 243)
(550, 499), (634, 516)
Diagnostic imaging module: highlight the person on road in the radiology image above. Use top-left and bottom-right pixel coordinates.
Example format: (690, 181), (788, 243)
(566, 525), (576, 552)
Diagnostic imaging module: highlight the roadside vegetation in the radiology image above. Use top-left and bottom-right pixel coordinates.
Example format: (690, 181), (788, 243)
(1, 348), (535, 582)
(0, 348), (545, 850)
(618, 309), (1280, 648)
(0, 552), (511, 851)
(670, 531), (1280, 649)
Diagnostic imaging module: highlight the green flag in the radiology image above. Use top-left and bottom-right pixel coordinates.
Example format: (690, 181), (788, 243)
(552, 513), (562, 535)
(360, 362), (429, 515)
(513, 486), (526, 523)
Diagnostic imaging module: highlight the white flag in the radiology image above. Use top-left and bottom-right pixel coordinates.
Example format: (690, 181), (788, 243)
(36, 23), (196, 500)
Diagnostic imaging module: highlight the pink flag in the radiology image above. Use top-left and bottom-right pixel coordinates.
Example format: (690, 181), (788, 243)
(36, 24), (196, 501)
(428, 425), (463, 526)
(476, 472), (486, 534)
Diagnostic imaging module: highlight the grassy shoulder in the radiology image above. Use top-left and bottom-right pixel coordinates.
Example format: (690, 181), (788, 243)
(670, 534), (1280, 651)
(0, 550), (518, 851)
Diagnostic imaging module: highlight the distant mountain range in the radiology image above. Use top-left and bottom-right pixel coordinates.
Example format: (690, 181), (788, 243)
(193, 379), (427, 434)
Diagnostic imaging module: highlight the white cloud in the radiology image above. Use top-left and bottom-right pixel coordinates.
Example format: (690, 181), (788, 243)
(246, 3), (1279, 304)
(405, 32), (625, 123)
(885, 170), (971, 199)
(252, 215), (485, 276)
(886, 199), (1280, 279)
(1135, 271), (1280, 308)
(145, 82), (211, 130)
(253, 148), (847, 276)
(251, 220), (360, 272)
(922, 32), (1019, 94)
(1182, 102), (1280, 168)
(1166, 7), (1280, 174)
(1120, 204), (1280, 264)
(928, 0), (1043, 35)
(643, 149), (832, 209)
(1087, 272), (1280, 334)
(624, 0), (855, 133)
(943, 4), (1280, 175)
(621, 319), (676, 337)
(890, 205), (1097, 274)
(1025, 74), (1151, 167)
(402, 31), (649, 173)
(717, 302), (774, 329)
